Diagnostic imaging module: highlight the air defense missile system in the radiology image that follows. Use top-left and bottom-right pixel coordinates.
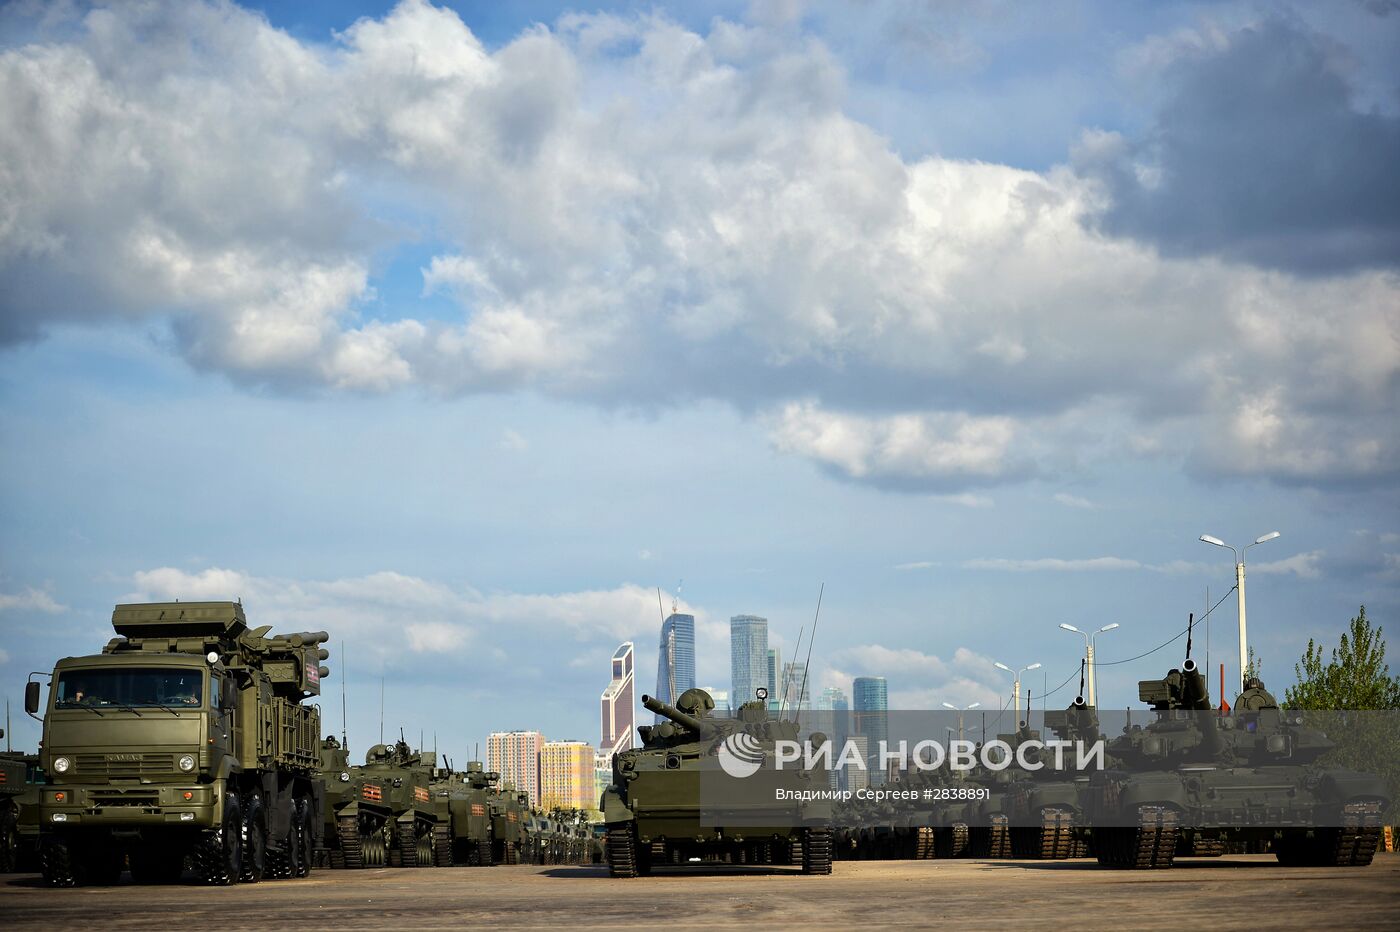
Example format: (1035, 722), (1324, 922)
(1086, 617), (1391, 869)
(321, 735), (446, 869)
(27, 601), (328, 886)
(0, 731), (41, 873)
(602, 688), (833, 877)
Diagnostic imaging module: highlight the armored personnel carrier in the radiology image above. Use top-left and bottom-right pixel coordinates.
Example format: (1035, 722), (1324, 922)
(28, 601), (327, 885)
(1087, 647), (1390, 869)
(602, 688), (833, 877)
(490, 783), (529, 864)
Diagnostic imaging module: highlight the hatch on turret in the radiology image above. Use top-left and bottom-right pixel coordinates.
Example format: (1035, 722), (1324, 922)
(111, 601), (247, 639)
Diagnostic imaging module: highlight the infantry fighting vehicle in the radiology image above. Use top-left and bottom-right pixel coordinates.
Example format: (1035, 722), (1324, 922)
(28, 601), (328, 885)
(1086, 622), (1390, 869)
(490, 783), (529, 864)
(602, 688), (833, 877)
(433, 760), (500, 865)
(322, 736), (446, 869)
(0, 732), (41, 872)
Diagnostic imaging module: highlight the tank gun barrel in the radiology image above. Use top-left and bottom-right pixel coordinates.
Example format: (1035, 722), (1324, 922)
(641, 694), (703, 732)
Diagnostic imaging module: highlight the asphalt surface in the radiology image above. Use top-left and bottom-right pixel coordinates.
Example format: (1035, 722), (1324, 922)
(3, 854), (1399, 929)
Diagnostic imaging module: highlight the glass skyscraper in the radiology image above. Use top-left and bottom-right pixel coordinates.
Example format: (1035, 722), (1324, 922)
(766, 647), (781, 711)
(853, 676), (889, 786)
(729, 615), (768, 708)
(654, 612), (695, 713)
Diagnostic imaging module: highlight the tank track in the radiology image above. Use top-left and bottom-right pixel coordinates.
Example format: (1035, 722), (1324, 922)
(970, 815), (1012, 858)
(1183, 834), (1224, 858)
(1095, 806), (1178, 869)
(1012, 808), (1075, 860)
(395, 821), (418, 867)
(913, 826), (936, 859)
(433, 824), (453, 866)
(606, 825), (637, 878)
(802, 828), (833, 875)
(936, 823), (970, 858)
(336, 814), (363, 869)
(1275, 800), (1383, 867)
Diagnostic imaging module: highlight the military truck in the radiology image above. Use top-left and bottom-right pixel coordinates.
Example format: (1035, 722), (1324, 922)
(1, 731), (42, 872)
(602, 689), (833, 876)
(26, 601), (328, 886)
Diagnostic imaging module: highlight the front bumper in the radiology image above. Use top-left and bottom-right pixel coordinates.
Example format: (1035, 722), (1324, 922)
(41, 783), (220, 829)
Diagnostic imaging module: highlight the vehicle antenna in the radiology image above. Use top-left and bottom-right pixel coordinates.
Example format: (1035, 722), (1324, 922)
(1078, 659), (1086, 702)
(380, 677), (385, 745)
(779, 625), (805, 718)
(656, 588), (666, 623)
(341, 640), (348, 751)
(5, 699), (10, 751)
(792, 583), (824, 723)
(1205, 586), (1210, 680)
(1185, 612), (1195, 664)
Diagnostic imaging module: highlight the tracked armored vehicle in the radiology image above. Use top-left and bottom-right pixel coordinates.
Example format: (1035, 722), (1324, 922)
(433, 760), (500, 865)
(602, 688), (833, 877)
(325, 737), (444, 869)
(29, 601), (327, 886)
(1087, 651), (1391, 869)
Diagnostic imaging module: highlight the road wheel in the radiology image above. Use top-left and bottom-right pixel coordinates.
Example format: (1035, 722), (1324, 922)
(240, 792), (267, 883)
(196, 796), (242, 885)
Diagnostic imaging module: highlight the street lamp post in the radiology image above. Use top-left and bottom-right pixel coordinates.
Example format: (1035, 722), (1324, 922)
(1057, 623), (1120, 707)
(1200, 531), (1280, 694)
(992, 662), (1040, 722)
(941, 701), (981, 742)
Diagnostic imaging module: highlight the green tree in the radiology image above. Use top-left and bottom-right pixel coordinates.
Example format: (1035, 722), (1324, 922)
(1285, 606), (1400, 710)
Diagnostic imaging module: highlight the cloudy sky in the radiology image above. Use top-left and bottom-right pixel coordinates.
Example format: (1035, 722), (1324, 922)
(1, 0), (1396, 757)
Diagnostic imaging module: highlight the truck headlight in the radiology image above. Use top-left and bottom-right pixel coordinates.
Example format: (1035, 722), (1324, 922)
(53, 756), (71, 774)
(340, 771), (350, 782)
(178, 754), (196, 773)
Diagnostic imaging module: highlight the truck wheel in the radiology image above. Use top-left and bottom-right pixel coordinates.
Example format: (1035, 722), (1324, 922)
(41, 837), (83, 887)
(293, 797), (313, 877)
(240, 793), (267, 883)
(196, 796), (243, 885)
(0, 808), (17, 873)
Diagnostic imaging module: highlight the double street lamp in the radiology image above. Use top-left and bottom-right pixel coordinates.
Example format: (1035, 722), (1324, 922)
(992, 662), (1040, 722)
(941, 701), (981, 742)
(1057, 622), (1120, 707)
(1199, 530), (1280, 694)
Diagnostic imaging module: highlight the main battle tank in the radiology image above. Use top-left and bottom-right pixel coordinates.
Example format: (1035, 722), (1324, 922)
(1086, 647), (1391, 869)
(602, 688), (833, 877)
(1007, 698), (1098, 859)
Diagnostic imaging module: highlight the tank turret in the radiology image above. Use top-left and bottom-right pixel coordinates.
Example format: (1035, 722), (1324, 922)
(640, 694), (705, 733)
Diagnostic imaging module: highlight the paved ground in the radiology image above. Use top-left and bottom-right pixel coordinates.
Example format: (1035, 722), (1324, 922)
(3, 854), (1398, 929)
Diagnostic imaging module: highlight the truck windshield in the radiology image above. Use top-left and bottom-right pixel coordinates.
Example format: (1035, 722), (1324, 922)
(55, 668), (206, 709)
